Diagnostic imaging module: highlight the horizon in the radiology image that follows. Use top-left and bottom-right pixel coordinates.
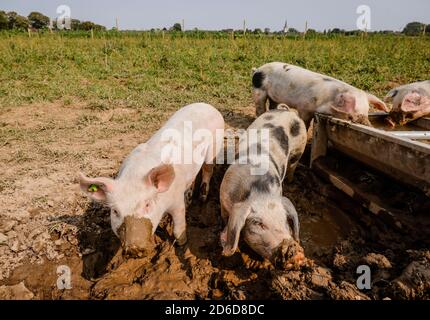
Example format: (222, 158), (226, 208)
(1, 0), (430, 32)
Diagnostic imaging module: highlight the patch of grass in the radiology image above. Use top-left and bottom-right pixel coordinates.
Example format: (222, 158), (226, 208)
(76, 114), (100, 127)
(87, 100), (111, 111)
(0, 33), (429, 112)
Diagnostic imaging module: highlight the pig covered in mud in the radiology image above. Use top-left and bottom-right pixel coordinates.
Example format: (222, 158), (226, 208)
(79, 103), (224, 258)
(384, 80), (430, 127)
(220, 106), (307, 268)
(252, 62), (389, 126)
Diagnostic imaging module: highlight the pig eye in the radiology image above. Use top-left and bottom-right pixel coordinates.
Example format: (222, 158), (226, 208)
(142, 201), (151, 212)
(249, 218), (266, 230)
(112, 209), (120, 218)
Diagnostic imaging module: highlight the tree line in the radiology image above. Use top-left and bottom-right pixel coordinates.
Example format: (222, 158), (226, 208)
(0, 10), (105, 31)
(0, 9), (428, 36)
(168, 21), (429, 36)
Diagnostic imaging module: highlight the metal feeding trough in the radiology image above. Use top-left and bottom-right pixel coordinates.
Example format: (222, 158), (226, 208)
(310, 112), (430, 222)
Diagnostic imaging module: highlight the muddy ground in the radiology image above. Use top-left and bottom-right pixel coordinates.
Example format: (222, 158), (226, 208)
(0, 102), (429, 300)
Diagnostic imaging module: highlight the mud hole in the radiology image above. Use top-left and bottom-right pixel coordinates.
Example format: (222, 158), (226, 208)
(0, 104), (429, 300)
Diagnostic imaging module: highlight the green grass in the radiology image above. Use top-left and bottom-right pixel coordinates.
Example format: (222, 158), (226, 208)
(0, 32), (429, 111)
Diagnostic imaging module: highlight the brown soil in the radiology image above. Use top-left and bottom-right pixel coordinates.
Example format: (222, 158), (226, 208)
(0, 102), (429, 300)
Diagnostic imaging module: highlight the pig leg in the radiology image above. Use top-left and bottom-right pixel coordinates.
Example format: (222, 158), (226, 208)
(220, 204), (229, 223)
(254, 88), (268, 116)
(184, 180), (195, 208)
(286, 162), (299, 183)
(286, 149), (303, 183)
(199, 163), (214, 202)
(170, 203), (187, 246)
(219, 205), (229, 248)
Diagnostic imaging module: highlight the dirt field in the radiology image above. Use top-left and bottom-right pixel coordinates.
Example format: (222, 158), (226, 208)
(0, 99), (429, 300)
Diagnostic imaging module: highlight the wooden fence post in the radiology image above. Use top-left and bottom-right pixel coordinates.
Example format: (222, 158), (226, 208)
(303, 21), (308, 39)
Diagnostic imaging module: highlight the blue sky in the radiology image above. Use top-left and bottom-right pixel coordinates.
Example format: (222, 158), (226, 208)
(1, 0), (429, 31)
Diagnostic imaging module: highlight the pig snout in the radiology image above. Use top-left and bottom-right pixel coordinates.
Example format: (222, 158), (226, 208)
(353, 114), (372, 126)
(273, 239), (305, 270)
(118, 216), (155, 258)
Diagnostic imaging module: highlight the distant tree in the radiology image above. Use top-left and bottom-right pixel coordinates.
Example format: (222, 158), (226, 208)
(78, 21), (94, 31)
(306, 28), (317, 35)
(6, 11), (17, 28)
(402, 22), (425, 36)
(345, 30), (360, 36)
(253, 28), (262, 34)
(71, 19), (81, 30)
(426, 25), (430, 34)
(78, 21), (105, 31)
(0, 11), (8, 30)
(330, 28), (342, 34)
(7, 11), (28, 30)
(28, 11), (49, 29)
(94, 24), (106, 31)
(171, 22), (182, 32)
(264, 27), (270, 34)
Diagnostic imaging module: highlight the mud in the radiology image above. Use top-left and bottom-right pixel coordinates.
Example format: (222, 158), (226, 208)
(0, 104), (429, 300)
(1, 153), (429, 300)
(118, 216), (154, 259)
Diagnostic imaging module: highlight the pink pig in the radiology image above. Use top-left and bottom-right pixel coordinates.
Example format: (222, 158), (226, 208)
(252, 62), (389, 127)
(79, 103), (224, 257)
(385, 80), (430, 126)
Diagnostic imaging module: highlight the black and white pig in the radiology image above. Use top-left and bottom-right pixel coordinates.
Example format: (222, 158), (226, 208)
(252, 62), (389, 127)
(79, 103), (224, 257)
(384, 80), (430, 126)
(220, 106), (307, 262)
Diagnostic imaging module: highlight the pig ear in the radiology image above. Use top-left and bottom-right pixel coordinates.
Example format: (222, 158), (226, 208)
(146, 164), (175, 193)
(331, 93), (357, 115)
(276, 103), (291, 111)
(384, 89), (398, 102)
(282, 197), (300, 242)
(400, 91), (430, 113)
(367, 93), (389, 112)
(222, 203), (251, 256)
(79, 173), (115, 202)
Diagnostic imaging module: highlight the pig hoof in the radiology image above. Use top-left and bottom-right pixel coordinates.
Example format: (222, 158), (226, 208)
(199, 183), (208, 202)
(184, 188), (193, 207)
(176, 232), (187, 246)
